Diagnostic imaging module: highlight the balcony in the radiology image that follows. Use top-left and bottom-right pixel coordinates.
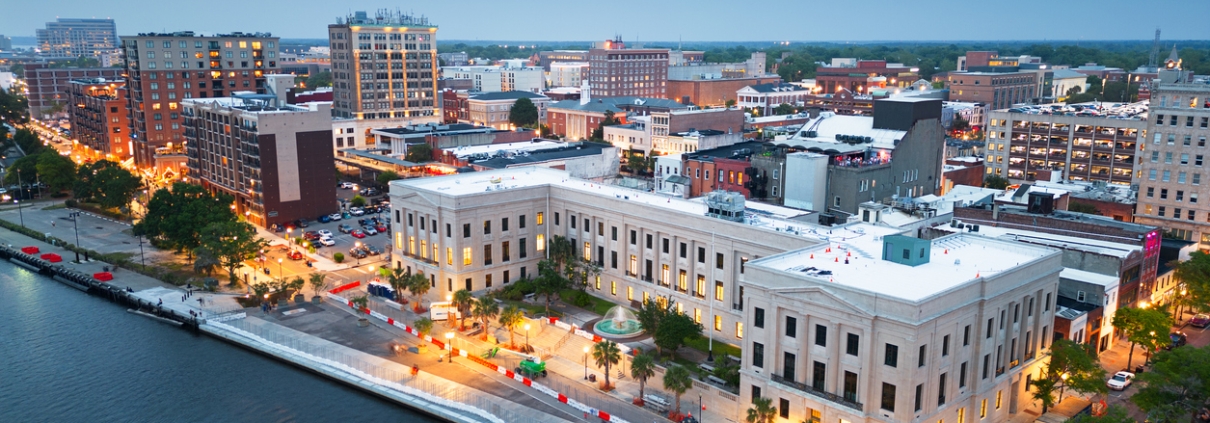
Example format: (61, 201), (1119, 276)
(770, 374), (863, 412)
(402, 251), (438, 266)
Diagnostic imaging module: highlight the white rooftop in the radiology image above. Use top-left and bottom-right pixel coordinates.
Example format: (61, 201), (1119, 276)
(784, 113), (907, 152)
(1060, 268), (1119, 288)
(449, 140), (563, 160)
(935, 222), (1139, 259)
(754, 228), (1053, 302)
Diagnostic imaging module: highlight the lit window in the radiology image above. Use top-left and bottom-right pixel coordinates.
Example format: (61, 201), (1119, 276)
(446, 247), (452, 265)
(462, 247), (472, 265)
(736, 322), (744, 339)
(714, 315), (722, 331)
(536, 234), (545, 251)
(627, 286), (633, 301)
(536, 212), (544, 225)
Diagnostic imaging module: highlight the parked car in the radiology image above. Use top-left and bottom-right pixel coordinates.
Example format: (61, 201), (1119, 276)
(318, 237), (335, 247)
(316, 229), (333, 238)
(1167, 332), (1188, 350)
(350, 208), (365, 216)
(295, 219), (310, 228)
(1191, 314), (1210, 328)
(348, 248), (368, 259)
(337, 224), (353, 234)
(342, 211), (352, 220)
(350, 229), (366, 239)
(375, 223), (387, 233)
(317, 214), (332, 223)
(339, 182), (355, 189)
(366, 245), (382, 256)
(362, 226), (378, 236)
(303, 231), (321, 241)
(1107, 371), (1134, 391)
(287, 251), (305, 261)
(329, 213), (343, 221)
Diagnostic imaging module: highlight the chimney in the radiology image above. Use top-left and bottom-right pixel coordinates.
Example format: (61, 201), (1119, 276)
(580, 79), (591, 105)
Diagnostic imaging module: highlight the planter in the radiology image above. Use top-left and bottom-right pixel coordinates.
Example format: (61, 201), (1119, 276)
(357, 317), (369, 327)
(293, 294), (305, 304)
(276, 299), (287, 308)
(417, 344), (429, 354)
(311, 296), (322, 305)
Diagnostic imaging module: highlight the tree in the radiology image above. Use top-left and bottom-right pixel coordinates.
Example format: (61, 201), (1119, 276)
(134, 182), (237, 260)
(533, 259), (569, 317)
(36, 149), (77, 193)
(74, 160), (142, 211)
(592, 340), (621, 390)
(1068, 201), (1100, 215)
(508, 97), (539, 128)
(654, 308), (702, 356)
(636, 298), (672, 353)
(413, 317), (434, 347)
(630, 353), (656, 401)
(472, 295), (499, 341)
(350, 195), (367, 208)
(304, 71), (332, 88)
(1175, 251), (1210, 315)
(197, 221), (267, 286)
(307, 273), (329, 300)
(625, 152), (653, 175)
(0, 87), (30, 124)
(407, 272), (430, 312)
(663, 364), (693, 417)
(1111, 307), (1172, 370)
(713, 354), (741, 387)
(1132, 346), (1210, 422)
(590, 110), (621, 140)
(376, 171), (399, 187)
(984, 175), (1010, 189)
(386, 268), (410, 308)
(499, 305), (524, 348)
(725, 99), (737, 108)
(1030, 339), (1106, 413)
(251, 282), (271, 304)
(951, 116), (971, 132)
(773, 103), (796, 115)
(404, 143), (433, 163)
(745, 396), (777, 423)
(3, 153), (39, 188)
(452, 289), (474, 330)
(193, 247), (220, 275)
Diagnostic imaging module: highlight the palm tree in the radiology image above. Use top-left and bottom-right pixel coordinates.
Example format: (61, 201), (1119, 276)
(745, 396), (776, 423)
(630, 353), (656, 402)
(307, 273), (329, 300)
(452, 289), (474, 331)
(592, 340), (621, 390)
(498, 305), (524, 349)
(387, 268), (409, 309)
(663, 364), (693, 418)
(407, 272), (430, 312)
(472, 296), (500, 341)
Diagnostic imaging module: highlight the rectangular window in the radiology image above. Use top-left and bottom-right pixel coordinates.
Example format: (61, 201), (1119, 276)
(963, 325), (971, 346)
(679, 242), (687, 258)
(645, 234), (652, 249)
(938, 373), (947, 406)
(885, 344), (899, 367)
(846, 333), (860, 356)
(502, 241), (510, 262)
(779, 398), (789, 419)
(463, 223), (470, 238)
(815, 325), (827, 346)
(716, 253), (724, 269)
(536, 212), (544, 225)
(501, 218), (509, 232)
(554, 212), (559, 226)
(982, 354), (991, 379)
(919, 345), (927, 367)
(462, 247), (472, 265)
(536, 234), (545, 251)
(520, 238), (527, 258)
(981, 399), (988, 418)
(881, 383), (897, 412)
(483, 244), (492, 265)
(630, 230), (637, 245)
(752, 342), (764, 368)
(996, 391), (1002, 409)
(569, 216), (576, 229)
(753, 307), (765, 328)
(698, 247), (705, 263)
(914, 384), (923, 412)
(783, 352), (796, 381)
(715, 281), (724, 301)
(597, 222), (603, 236)
(943, 335), (951, 356)
(446, 248), (452, 265)
(812, 361), (826, 391)
(446, 224), (451, 238)
(662, 238), (669, 253)
(986, 318), (994, 338)
(611, 226), (617, 241)
(960, 362), (968, 388)
(736, 322), (744, 339)
(519, 215), (526, 229)
(785, 316), (796, 338)
(714, 315), (722, 331)
(483, 220), (491, 234)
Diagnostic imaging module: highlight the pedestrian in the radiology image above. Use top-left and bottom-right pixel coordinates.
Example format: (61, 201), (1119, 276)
(51, 221), (55, 227)
(157, 298), (162, 306)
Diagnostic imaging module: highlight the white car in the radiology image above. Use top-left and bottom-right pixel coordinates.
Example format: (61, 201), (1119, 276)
(316, 229), (333, 238)
(318, 237), (335, 247)
(350, 208), (365, 216)
(339, 182), (355, 189)
(328, 213), (342, 221)
(1107, 371), (1133, 391)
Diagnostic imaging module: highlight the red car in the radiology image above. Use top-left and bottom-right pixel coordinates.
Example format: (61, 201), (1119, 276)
(1191, 314), (1210, 328)
(350, 229), (366, 239)
(375, 223), (387, 233)
(287, 251), (305, 261)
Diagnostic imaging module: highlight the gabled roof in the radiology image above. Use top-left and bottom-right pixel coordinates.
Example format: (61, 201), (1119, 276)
(470, 91), (549, 101)
(744, 83), (807, 93)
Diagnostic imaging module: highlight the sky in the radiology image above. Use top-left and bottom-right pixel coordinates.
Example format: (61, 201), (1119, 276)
(3, 0), (1209, 43)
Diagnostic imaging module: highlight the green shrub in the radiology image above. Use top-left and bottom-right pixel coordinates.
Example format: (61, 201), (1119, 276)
(571, 290), (593, 307)
(333, 252), (345, 263)
(64, 199), (78, 208)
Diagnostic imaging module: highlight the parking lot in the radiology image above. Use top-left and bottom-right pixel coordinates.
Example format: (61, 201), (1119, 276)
(270, 183), (392, 265)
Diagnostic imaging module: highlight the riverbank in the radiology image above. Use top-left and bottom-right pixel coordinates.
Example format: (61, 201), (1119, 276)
(0, 224), (569, 422)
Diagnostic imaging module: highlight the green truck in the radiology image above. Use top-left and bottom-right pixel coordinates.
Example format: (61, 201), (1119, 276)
(515, 357), (547, 378)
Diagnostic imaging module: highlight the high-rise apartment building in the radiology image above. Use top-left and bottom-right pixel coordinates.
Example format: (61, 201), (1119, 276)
(0, 35), (12, 51)
(37, 18), (117, 58)
(183, 95), (336, 227)
(121, 31), (279, 171)
(67, 78), (131, 160)
(328, 10), (439, 120)
(1134, 53), (1210, 246)
(23, 64), (122, 116)
(587, 37), (668, 98)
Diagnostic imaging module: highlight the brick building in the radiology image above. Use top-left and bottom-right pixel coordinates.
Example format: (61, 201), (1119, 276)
(24, 64), (122, 117)
(546, 88), (688, 140)
(121, 31), (280, 171)
(666, 75), (782, 107)
(587, 37), (668, 98)
(328, 10), (439, 120)
(67, 78), (131, 160)
(537, 50), (588, 71)
(945, 71), (1038, 110)
(814, 59), (920, 94)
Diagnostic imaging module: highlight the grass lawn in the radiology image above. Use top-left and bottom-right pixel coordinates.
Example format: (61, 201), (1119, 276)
(559, 289), (618, 316)
(501, 299), (562, 318)
(683, 335), (742, 360)
(41, 203), (66, 210)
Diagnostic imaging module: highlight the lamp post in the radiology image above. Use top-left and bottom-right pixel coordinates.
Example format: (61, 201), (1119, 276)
(277, 258), (283, 278)
(137, 234), (146, 270)
(68, 211), (82, 262)
(583, 346), (590, 380)
(524, 323), (531, 351)
(286, 228), (293, 253)
(446, 294), (454, 327)
(355, 241), (362, 266)
(1059, 372), (1069, 403)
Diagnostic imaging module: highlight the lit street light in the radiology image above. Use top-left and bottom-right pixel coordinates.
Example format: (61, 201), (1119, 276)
(524, 323), (531, 352)
(1059, 372), (1069, 402)
(583, 346), (590, 380)
(277, 258), (283, 278)
(445, 331), (455, 361)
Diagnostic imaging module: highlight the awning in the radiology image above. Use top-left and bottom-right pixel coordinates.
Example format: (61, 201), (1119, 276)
(665, 175), (691, 185)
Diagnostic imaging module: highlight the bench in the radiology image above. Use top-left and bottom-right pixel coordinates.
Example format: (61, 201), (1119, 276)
(707, 375), (728, 386)
(643, 394), (669, 407)
(698, 363), (716, 374)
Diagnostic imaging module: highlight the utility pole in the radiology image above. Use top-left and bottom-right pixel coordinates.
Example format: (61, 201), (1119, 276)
(69, 211), (81, 262)
(15, 168), (24, 228)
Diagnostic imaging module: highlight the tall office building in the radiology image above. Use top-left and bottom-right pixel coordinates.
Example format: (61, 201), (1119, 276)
(121, 31), (279, 171)
(327, 10), (439, 121)
(37, 18), (117, 58)
(587, 36), (669, 98)
(1134, 51), (1210, 245)
(0, 35), (12, 51)
(67, 78), (130, 160)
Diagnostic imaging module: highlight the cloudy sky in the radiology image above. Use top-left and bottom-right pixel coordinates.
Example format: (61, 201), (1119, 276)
(4, 0), (1208, 42)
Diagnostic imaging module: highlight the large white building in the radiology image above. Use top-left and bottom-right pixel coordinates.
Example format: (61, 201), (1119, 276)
(549, 62), (589, 88)
(390, 167), (1064, 423)
(443, 65), (545, 93)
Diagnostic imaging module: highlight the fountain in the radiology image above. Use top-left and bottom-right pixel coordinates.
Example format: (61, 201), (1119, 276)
(593, 305), (644, 339)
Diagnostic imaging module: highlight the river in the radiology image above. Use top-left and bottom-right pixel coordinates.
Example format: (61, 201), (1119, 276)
(0, 260), (438, 422)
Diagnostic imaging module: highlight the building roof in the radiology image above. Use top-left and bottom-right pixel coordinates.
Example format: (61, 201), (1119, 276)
(1060, 268), (1119, 288)
(472, 142), (613, 169)
(779, 113), (907, 153)
(935, 219), (1140, 259)
(374, 123), (496, 137)
(549, 96), (689, 113)
(469, 91), (548, 101)
(1051, 69), (1087, 80)
(683, 141), (766, 162)
(744, 83), (807, 93)
(450, 140), (564, 160)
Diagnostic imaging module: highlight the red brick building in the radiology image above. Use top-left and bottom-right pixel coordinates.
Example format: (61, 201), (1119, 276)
(681, 142), (766, 198)
(666, 75), (782, 107)
(587, 37), (669, 98)
(24, 64), (122, 117)
(946, 71), (1038, 110)
(441, 88), (469, 124)
(67, 78), (131, 160)
(814, 60), (919, 94)
(546, 96), (687, 140)
(939, 157), (985, 195)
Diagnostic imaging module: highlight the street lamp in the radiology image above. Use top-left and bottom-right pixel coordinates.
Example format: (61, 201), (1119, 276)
(524, 323), (531, 352)
(583, 346), (590, 380)
(286, 228), (293, 252)
(68, 211), (82, 262)
(445, 294), (454, 327)
(1058, 372), (1069, 402)
(277, 258), (283, 277)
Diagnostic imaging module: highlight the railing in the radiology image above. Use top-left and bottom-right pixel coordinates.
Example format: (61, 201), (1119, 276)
(770, 374), (863, 411)
(403, 251), (438, 266)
